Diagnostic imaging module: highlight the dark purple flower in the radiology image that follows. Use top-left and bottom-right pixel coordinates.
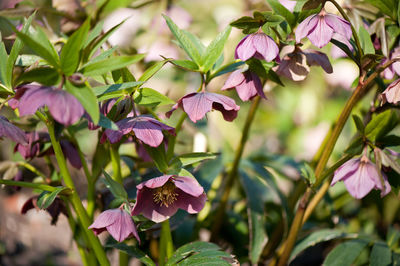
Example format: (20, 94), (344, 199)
(103, 115), (175, 147)
(296, 8), (351, 48)
(0, 116), (27, 144)
(131, 175), (207, 223)
(235, 29), (279, 62)
(89, 208), (140, 243)
(60, 140), (82, 169)
(21, 196), (68, 225)
(221, 70), (266, 101)
(331, 155), (391, 199)
(14, 132), (40, 159)
(17, 84), (84, 126)
(166, 92), (240, 123)
(381, 79), (400, 104)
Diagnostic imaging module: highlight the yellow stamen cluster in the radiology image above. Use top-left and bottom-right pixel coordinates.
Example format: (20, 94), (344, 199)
(153, 181), (178, 207)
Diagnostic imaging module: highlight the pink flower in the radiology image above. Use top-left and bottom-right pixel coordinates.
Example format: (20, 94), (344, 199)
(331, 156), (391, 199)
(235, 30), (279, 62)
(381, 79), (400, 104)
(17, 84), (84, 126)
(381, 47), (400, 80)
(221, 70), (266, 101)
(0, 116), (27, 144)
(89, 208), (140, 243)
(131, 175), (207, 223)
(166, 92), (240, 123)
(14, 132), (40, 159)
(296, 9), (351, 48)
(103, 115), (175, 147)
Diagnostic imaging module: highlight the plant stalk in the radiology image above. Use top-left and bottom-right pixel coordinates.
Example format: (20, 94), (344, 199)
(159, 220), (174, 266)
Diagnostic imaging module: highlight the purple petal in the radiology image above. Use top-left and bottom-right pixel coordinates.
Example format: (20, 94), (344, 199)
(131, 119), (165, 147)
(295, 14), (318, 44)
(0, 116), (28, 144)
(106, 210), (140, 242)
(206, 92), (240, 122)
(343, 162), (376, 199)
(60, 140), (82, 169)
(252, 33), (279, 62)
(276, 53), (310, 81)
(325, 14), (352, 40)
(221, 70), (245, 91)
(47, 90), (84, 126)
(89, 209), (119, 230)
(303, 49), (333, 73)
(173, 176), (204, 197)
(235, 34), (257, 61)
(181, 93), (214, 123)
(382, 79), (400, 104)
(165, 103), (179, 119)
(18, 85), (51, 116)
(308, 16), (334, 48)
(176, 190), (207, 214)
(331, 158), (360, 186)
(137, 175), (172, 190)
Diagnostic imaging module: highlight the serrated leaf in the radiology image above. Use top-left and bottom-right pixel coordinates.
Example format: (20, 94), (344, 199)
(81, 55), (144, 76)
(365, 110), (398, 142)
(65, 81), (100, 124)
(138, 59), (170, 83)
(170, 59), (199, 71)
(107, 242), (155, 266)
(133, 87), (174, 107)
(163, 15), (202, 66)
(102, 170), (128, 200)
(37, 187), (67, 209)
(359, 26), (375, 55)
(84, 21), (104, 48)
(60, 19), (90, 75)
(201, 26), (231, 72)
(370, 242), (392, 266)
(291, 229), (353, 261)
(323, 239), (369, 266)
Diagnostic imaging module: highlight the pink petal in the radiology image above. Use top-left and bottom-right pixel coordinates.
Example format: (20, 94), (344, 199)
(137, 175), (172, 189)
(47, 90), (84, 126)
(343, 163), (376, 199)
(107, 210), (138, 242)
(181, 93), (214, 123)
(331, 158), (360, 186)
(325, 14), (352, 40)
(252, 33), (279, 62)
(0, 116), (28, 144)
(176, 191), (207, 214)
(89, 209), (119, 230)
(308, 17), (334, 48)
(221, 70), (245, 91)
(303, 49), (333, 73)
(382, 79), (400, 104)
(131, 119), (165, 147)
(235, 34), (257, 61)
(18, 86), (50, 116)
(173, 176), (204, 197)
(295, 14), (318, 44)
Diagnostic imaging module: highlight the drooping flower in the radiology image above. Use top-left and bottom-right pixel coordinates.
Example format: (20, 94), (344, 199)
(103, 115), (175, 147)
(89, 208), (140, 243)
(14, 131), (40, 159)
(17, 84), (84, 126)
(221, 70), (266, 101)
(296, 8), (351, 48)
(21, 196), (68, 225)
(0, 116), (27, 144)
(381, 79), (400, 104)
(166, 92), (240, 123)
(235, 29), (279, 62)
(131, 175), (207, 223)
(331, 155), (391, 199)
(275, 47), (332, 81)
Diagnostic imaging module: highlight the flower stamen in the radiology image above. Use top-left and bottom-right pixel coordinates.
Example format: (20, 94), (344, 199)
(153, 181), (178, 207)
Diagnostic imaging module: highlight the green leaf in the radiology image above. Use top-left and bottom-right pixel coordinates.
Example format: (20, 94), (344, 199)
(344, 136), (364, 156)
(323, 239), (369, 266)
(239, 170), (270, 264)
(352, 115), (364, 133)
(133, 87), (174, 107)
(211, 61), (244, 78)
(145, 145), (168, 173)
(291, 229), (353, 260)
(102, 170), (128, 200)
(266, 0), (296, 28)
(170, 60), (199, 71)
(65, 81), (100, 124)
(230, 16), (261, 32)
(107, 242), (155, 266)
(15, 54), (42, 66)
(93, 81), (143, 97)
(300, 163), (316, 185)
(138, 59), (170, 83)
(0, 42), (8, 88)
(370, 242), (392, 266)
(163, 15), (203, 66)
(13, 25), (60, 68)
(37, 187), (67, 209)
(84, 21), (104, 48)
(365, 0), (396, 20)
(92, 143), (110, 180)
(112, 67), (136, 83)
(201, 26), (231, 72)
(398, 0), (400, 25)
(365, 110), (398, 142)
(81, 55), (144, 76)
(330, 39), (357, 64)
(6, 13), (34, 88)
(166, 242), (231, 266)
(98, 113), (118, 130)
(359, 26), (375, 55)
(170, 152), (218, 168)
(17, 67), (60, 86)
(60, 19), (90, 75)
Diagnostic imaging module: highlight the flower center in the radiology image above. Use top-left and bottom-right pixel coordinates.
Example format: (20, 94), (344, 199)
(153, 181), (178, 207)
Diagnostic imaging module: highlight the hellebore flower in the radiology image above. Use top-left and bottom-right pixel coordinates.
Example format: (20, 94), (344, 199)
(103, 115), (175, 147)
(221, 70), (266, 101)
(166, 92), (240, 123)
(235, 29), (279, 62)
(131, 175), (207, 223)
(276, 47), (332, 81)
(296, 8), (351, 48)
(381, 79), (400, 104)
(17, 84), (84, 126)
(381, 47), (400, 80)
(89, 208), (140, 243)
(331, 156), (391, 199)
(21, 196), (68, 225)
(14, 132), (40, 159)
(0, 116), (27, 144)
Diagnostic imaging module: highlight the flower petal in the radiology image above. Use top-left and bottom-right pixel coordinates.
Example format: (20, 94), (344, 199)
(221, 70), (245, 91)
(331, 158), (360, 186)
(0, 116), (28, 144)
(325, 14), (352, 40)
(235, 34), (257, 61)
(295, 14), (318, 44)
(137, 175), (172, 189)
(252, 33), (279, 62)
(303, 49), (333, 73)
(176, 191), (207, 214)
(308, 17), (334, 48)
(173, 176), (204, 197)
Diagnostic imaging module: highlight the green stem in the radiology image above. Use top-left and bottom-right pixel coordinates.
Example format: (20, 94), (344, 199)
(47, 119), (110, 266)
(276, 59), (396, 266)
(329, 0), (363, 61)
(16, 161), (48, 180)
(109, 144), (123, 183)
(159, 220), (174, 266)
(0, 179), (71, 193)
(210, 96), (261, 241)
